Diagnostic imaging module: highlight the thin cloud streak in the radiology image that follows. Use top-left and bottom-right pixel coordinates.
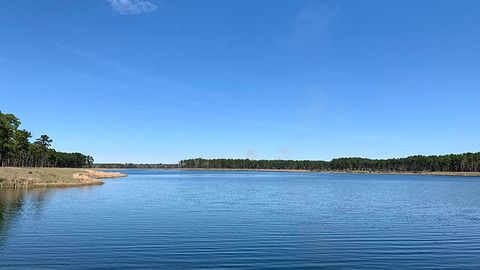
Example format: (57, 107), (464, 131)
(288, 1), (340, 45)
(106, 0), (158, 15)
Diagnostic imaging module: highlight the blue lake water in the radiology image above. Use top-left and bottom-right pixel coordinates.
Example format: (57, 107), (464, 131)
(1, 170), (480, 269)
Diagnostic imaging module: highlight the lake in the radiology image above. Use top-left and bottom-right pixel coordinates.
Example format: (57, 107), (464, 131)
(1, 170), (480, 269)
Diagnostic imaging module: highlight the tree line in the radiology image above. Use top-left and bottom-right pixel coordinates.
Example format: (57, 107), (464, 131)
(179, 153), (480, 172)
(0, 111), (93, 168)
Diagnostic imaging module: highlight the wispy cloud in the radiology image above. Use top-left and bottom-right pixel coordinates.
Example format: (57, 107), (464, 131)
(245, 148), (257, 160)
(289, 1), (340, 44)
(106, 0), (158, 15)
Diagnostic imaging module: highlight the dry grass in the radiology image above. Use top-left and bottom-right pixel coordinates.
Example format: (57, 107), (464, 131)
(87, 170), (127, 179)
(0, 167), (127, 188)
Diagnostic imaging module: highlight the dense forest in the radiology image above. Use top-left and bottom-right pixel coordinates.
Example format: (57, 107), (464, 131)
(0, 111), (93, 168)
(95, 154), (480, 173)
(180, 153), (480, 172)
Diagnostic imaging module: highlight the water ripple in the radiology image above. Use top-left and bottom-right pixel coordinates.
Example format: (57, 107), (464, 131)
(1, 171), (480, 269)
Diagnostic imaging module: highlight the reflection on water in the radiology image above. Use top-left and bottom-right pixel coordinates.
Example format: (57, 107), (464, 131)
(0, 188), (53, 246)
(0, 189), (25, 244)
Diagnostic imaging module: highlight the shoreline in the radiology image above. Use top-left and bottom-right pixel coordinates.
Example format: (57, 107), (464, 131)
(96, 167), (480, 177)
(0, 167), (127, 188)
(312, 170), (480, 177)
(96, 167), (312, 173)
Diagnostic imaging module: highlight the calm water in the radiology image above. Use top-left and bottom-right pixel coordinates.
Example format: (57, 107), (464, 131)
(1, 170), (480, 269)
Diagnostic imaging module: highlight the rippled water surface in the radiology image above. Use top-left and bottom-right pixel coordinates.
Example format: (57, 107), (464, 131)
(1, 170), (480, 269)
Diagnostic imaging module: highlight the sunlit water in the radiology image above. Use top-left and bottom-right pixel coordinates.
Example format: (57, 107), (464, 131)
(1, 170), (480, 269)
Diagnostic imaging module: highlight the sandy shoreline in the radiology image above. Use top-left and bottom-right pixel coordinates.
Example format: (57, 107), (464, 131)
(0, 167), (127, 188)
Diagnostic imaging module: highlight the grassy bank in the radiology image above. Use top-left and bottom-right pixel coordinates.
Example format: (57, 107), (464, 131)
(0, 167), (127, 188)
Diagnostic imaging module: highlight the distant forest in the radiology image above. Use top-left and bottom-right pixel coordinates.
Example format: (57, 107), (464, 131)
(96, 153), (480, 173)
(179, 154), (480, 172)
(0, 111), (93, 168)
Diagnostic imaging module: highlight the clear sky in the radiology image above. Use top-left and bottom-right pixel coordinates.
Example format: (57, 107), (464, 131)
(1, 0), (479, 163)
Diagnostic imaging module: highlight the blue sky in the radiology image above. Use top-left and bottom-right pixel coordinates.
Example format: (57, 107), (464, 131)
(1, 0), (479, 163)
